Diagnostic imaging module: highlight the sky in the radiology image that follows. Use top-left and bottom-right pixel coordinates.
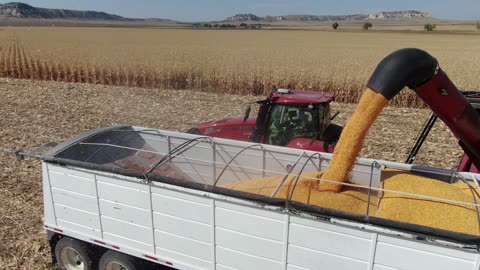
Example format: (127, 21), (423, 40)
(1, 0), (479, 21)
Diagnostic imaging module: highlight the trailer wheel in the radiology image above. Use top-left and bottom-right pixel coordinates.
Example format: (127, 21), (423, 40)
(54, 237), (93, 270)
(98, 250), (137, 270)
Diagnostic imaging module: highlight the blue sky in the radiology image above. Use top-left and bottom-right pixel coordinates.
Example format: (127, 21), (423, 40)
(2, 0), (479, 21)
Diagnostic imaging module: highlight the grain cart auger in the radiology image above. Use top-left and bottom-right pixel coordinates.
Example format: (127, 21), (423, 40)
(366, 48), (480, 169)
(406, 91), (480, 172)
(321, 48), (480, 192)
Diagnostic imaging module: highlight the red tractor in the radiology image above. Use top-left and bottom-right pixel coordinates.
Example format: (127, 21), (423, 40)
(188, 87), (343, 153)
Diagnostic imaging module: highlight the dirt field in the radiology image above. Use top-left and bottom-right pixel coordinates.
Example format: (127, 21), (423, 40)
(0, 78), (464, 269)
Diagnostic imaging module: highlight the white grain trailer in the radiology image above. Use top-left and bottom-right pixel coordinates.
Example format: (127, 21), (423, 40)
(20, 125), (480, 270)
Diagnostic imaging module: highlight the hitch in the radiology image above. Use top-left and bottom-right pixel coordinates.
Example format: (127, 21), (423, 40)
(1, 142), (58, 161)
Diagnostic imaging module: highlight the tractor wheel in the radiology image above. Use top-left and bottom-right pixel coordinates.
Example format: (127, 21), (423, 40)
(186, 128), (202, 135)
(98, 250), (138, 270)
(54, 237), (93, 270)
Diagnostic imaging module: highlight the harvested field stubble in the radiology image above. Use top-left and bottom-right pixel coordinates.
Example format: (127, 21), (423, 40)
(0, 79), (465, 269)
(0, 27), (478, 107)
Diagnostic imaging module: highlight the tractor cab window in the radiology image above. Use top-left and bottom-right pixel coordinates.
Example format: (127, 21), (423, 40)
(319, 103), (331, 135)
(267, 105), (317, 146)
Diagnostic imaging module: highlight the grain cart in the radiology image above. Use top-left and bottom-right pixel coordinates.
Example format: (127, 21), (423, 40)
(10, 48), (480, 270)
(188, 87), (343, 153)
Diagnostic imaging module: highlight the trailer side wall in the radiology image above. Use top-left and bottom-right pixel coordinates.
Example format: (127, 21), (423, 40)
(43, 163), (480, 270)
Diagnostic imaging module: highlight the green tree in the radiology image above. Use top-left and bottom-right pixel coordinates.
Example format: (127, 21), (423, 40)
(362, 22), (372, 30)
(424, 23), (436, 31)
(332, 22), (339, 30)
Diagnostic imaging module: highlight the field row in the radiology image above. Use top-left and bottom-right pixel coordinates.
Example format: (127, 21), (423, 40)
(0, 33), (427, 107)
(0, 35), (173, 88)
(1, 27), (479, 107)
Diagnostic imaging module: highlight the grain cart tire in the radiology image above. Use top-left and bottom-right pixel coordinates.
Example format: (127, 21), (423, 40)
(54, 237), (93, 270)
(98, 250), (137, 270)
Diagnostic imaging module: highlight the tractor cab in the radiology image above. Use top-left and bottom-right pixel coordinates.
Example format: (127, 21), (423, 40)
(266, 103), (325, 146)
(250, 88), (342, 151)
(189, 87), (343, 153)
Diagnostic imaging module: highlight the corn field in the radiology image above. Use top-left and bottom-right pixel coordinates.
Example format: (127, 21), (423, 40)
(1, 27), (480, 107)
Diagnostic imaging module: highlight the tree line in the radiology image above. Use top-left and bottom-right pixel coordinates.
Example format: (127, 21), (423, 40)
(332, 22), (480, 31)
(331, 22), (372, 30)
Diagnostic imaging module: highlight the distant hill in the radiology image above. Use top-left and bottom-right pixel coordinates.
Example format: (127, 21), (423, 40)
(0, 2), (173, 23)
(225, 14), (368, 22)
(0, 3), (436, 26)
(225, 14), (262, 22)
(225, 10), (432, 23)
(368, 10), (432, 19)
(0, 2), (129, 20)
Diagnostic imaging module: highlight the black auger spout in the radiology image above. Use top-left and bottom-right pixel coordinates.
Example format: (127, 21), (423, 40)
(367, 48), (480, 170)
(367, 48), (438, 100)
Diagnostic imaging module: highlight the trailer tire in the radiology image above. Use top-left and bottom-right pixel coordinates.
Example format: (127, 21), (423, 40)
(98, 250), (137, 270)
(54, 237), (93, 270)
